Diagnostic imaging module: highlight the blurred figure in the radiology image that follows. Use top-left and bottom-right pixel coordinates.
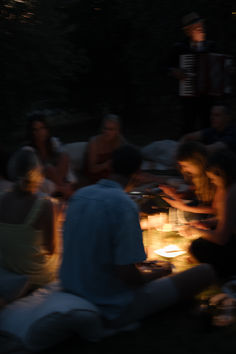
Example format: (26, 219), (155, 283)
(84, 114), (126, 184)
(169, 12), (219, 134)
(180, 149), (236, 277)
(0, 149), (61, 292)
(161, 141), (215, 216)
(180, 104), (236, 153)
(60, 144), (215, 328)
(0, 145), (13, 193)
(25, 114), (73, 199)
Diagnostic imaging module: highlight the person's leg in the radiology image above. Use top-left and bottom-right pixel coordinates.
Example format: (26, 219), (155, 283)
(0, 297), (6, 309)
(190, 237), (236, 277)
(170, 263), (216, 300)
(110, 264), (216, 328)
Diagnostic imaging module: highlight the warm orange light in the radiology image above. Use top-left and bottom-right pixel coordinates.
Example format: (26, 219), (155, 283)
(161, 223), (173, 232)
(154, 244), (186, 258)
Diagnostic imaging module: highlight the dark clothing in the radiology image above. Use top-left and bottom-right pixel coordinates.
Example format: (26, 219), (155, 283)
(169, 40), (221, 134)
(169, 40), (217, 69)
(190, 236), (236, 277)
(202, 125), (236, 152)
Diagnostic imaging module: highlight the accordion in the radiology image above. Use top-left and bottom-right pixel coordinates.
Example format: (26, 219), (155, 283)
(179, 53), (232, 97)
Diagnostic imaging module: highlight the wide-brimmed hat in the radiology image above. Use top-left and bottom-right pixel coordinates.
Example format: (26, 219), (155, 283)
(182, 12), (203, 27)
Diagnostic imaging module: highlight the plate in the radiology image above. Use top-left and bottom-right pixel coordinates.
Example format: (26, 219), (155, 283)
(154, 244), (186, 258)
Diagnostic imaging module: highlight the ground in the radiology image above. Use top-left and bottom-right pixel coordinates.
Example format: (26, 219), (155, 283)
(3, 114), (236, 354)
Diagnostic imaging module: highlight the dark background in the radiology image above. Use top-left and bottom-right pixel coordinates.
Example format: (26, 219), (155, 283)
(0, 0), (235, 149)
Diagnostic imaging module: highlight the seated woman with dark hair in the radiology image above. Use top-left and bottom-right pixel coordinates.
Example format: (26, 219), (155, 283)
(25, 114), (73, 199)
(0, 149), (61, 296)
(179, 148), (236, 277)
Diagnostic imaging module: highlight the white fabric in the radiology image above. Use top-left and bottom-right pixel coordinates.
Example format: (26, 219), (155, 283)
(141, 140), (179, 170)
(0, 267), (29, 302)
(64, 141), (88, 173)
(0, 282), (103, 351)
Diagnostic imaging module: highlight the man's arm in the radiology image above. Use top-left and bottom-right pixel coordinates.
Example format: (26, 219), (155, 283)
(114, 263), (172, 289)
(179, 130), (203, 143)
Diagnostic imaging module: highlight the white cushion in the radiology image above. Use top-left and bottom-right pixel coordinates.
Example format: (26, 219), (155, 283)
(0, 282), (103, 351)
(64, 142), (88, 173)
(141, 140), (178, 170)
(0, 267), (29, 302)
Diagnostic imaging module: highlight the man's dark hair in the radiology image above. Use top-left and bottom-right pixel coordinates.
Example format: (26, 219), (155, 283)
(176, 141), (207, 164)
(207, 148), (236, 187)
(212, 103), (231, 116)
(112, 144), (142, 177)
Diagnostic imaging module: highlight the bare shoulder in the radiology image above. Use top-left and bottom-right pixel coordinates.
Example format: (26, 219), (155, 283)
(36, 197), (54, 221)
(33, 197), (54, 229)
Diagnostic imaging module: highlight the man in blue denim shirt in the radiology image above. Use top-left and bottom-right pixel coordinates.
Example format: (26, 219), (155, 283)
(60, 145), (215, 328)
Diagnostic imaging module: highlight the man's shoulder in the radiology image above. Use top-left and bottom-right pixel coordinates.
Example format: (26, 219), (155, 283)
(71, 180), (132, 203)
(205, 40), (218, 52)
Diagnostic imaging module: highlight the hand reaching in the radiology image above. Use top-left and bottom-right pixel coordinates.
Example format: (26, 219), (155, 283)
(177, 224), (201, 239)
(162, 197), (185, 210)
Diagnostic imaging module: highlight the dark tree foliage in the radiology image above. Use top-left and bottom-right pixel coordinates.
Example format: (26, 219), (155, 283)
(0, 0), (235, 144)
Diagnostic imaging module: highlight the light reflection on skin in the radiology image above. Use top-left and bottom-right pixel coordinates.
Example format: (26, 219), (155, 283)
(206, 171), (224, 189)
(178, 160), (200, 177)
(102, 120), (120, 142)
(210, 106), (230, 132)
(184, 21), (206, 42)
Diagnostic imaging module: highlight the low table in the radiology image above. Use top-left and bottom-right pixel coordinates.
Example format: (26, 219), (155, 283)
(142, 228), (197, 273)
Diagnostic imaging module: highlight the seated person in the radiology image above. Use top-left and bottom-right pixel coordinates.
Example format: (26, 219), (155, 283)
(179, 149), (236, 277)
(84, 114), (126, 184)
(24, 114), (73, 199)
(60, 144), (215, 329)
(0, 145), (13, 193)
(0, 149), (61, 295)
(180, 104), (236, 153)
(161, 141), (215, 216)
(84, 113), (161, 188)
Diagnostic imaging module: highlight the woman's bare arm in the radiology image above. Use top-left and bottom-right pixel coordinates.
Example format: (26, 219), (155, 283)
(162, 197), (214, 214)
(188, 186), (236, 245)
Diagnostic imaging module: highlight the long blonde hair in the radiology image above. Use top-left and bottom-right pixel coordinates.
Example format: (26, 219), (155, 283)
(176, 142), (215, 203)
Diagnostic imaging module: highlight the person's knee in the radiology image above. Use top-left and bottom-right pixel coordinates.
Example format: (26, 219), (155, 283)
(193, 263), (216, 284)
(170, 263), (216, 300)
(189, 238), (204, 261)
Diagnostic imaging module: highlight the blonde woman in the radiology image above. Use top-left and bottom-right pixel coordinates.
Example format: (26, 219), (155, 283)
(161, 141), (215, 215)
(0, 149), (61, 293)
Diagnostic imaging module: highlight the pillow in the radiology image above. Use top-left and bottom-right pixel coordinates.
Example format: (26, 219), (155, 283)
(64, 142), (88, 174)
(0, 267), (29, 303)
(0, 282), (104, 351)
(141, 140), (178, 170)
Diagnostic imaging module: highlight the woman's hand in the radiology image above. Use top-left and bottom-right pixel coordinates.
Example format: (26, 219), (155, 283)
(177, 225), (201, 239)
(162, 197), (185, 210)
(159, 184), (179, 199)
(188, 220), (210, 230)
